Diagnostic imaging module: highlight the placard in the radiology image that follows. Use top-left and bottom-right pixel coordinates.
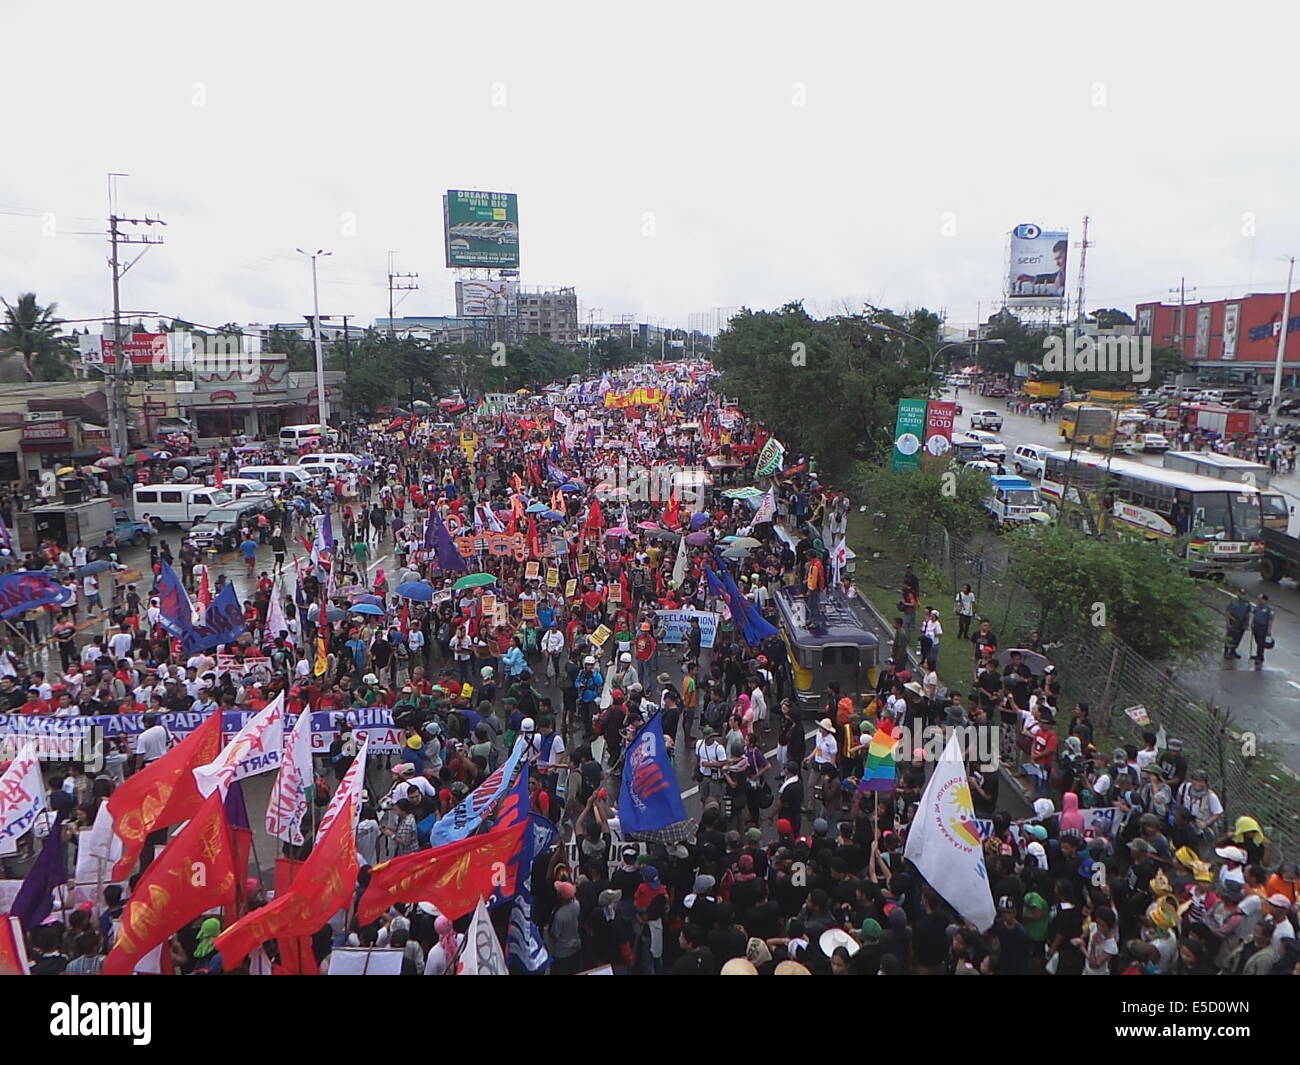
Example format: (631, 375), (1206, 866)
(495, 605), (509, 628)
(525, 561), (540, 581)
(589, 624), (611, 649)
(577, 553), (590, 571)
(546, 567), (559, 588)
(480, 594), (497, 616)
(327, 947), (404, 975)
(564, 579), (577, 598)
(607, 584), (622, 604)
(521, 599), (537, 620)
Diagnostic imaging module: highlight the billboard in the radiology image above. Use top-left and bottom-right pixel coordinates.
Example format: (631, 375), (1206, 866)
(1195, 305), (1212, 360)
(455, 279), (518, 317)
(923, 401), (956, 467)
(1008, 224), (1068, 305)
(78, 332), (169, 366)
(444, 190), (520, 268)
(892, 399), (927, 472)
(1222, 303), (1240, 360)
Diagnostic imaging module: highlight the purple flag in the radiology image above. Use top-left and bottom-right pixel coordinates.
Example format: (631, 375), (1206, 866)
(423, 505), (438, 551)
(11, 825), (67, 933)
(430, 508), (469, 573)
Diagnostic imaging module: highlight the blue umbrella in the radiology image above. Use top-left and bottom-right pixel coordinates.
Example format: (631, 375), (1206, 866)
(541, 509), (565, 520)
(525, 502), (549, 513)
(558, 483), (582, 493)
(352, 594), (385, 607)
(308, 603), (347, 622)
(76, 560), (114, 577)
(396, 580), (434, 602)
(689, 512), (709, 531)
(350, 603), (386, 616)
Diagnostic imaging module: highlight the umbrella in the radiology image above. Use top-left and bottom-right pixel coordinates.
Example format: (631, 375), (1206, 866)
(729, 537), (761, 549)
(636, 521), (661, 530)
(644, 527), (682, 542)
(350, 603), (386, 617)
(720, 545), (751, 560)
(396, 580), (434, 602)
(558, 483), (582, 493)
(82, 465), (108, 475)
(525, 502), (549, 514)
(307, 604), (347, 623)
(605, 526), (631, 537)
(685, 531), (711, 547)
(97, 456), (124, 468)
(453, 573), (498, 591)
(57, 466), (76, 476)
(688, 512), (709, 531)
(351, 594), (385, 607)
(76, 560), (113, 577)
(541, 510), (565, 520)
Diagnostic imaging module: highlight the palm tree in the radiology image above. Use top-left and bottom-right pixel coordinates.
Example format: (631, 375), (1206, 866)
(0, 293), (73, 381)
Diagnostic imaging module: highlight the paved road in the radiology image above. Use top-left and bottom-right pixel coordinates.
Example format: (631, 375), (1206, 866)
(955, 391), (1300, 772)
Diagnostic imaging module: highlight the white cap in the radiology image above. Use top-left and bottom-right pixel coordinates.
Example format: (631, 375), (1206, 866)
(521, 717), (536, 733)
(584, 656), (595, 665)
(620, 652), (632, 662)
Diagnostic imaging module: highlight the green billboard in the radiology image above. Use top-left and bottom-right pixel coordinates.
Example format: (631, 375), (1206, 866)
(892, 398), (927, 472)
(444, 190), (520, 268)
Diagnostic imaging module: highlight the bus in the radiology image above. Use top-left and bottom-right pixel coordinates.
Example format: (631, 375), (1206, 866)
(772, 585), (879, 709)
(1059, 402), (1118, 449)
(1040, 450), (1265, 574)
(1163, 452), (1289, 532)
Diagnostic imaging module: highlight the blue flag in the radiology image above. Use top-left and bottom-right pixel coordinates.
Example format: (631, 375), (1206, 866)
(705, 564), (779, 646)
(179, 581), (247, 655)
(425, 745), (522, 848)
(11, 824), (67, 932)
(506, 815), (557, 974)
(0, 571), (74, 619)
(155, 560), (195, 639)
(429, 507), (468, 574)
(423, 505), (438, 552)
(619, 713), (688, 835)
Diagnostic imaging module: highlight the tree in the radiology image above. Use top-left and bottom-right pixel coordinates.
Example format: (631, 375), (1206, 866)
(1006, 523), (1215, 661)
(0, 293), (74, 381)
(711, 302), (935, 480)
(267, 326), (314, 373)
(853, 463), (990, 541)
(980, 311), (1047, 377)
(1089, 308), (1134, 329)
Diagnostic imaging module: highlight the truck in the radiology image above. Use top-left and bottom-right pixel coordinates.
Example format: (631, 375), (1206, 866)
(982, 474), (1046, 527)
(1185, 403), (1256, 438)
(16, 497), (114, 553)
(107, 508), (152, 548)
(1260, 527), (1300, 583)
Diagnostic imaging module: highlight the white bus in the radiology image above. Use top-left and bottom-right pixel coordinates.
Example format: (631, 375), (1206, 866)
(1163, 451), (1288, 532)
(279, 424), (340, 451)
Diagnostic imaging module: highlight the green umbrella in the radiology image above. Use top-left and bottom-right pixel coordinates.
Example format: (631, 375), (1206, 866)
(453, 573), (498, 591)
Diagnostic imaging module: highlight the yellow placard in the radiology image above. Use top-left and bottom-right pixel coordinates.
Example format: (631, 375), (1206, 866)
(546, 567), (560, 588)
(577, 553), (590, 571)
(565, 579), (578, 598)
(589, 624), (611, 648)
(525, 561), (540, 581)
(607, 583), (622, 604)
(480, 593), (497, 616)
(522, 599), (537, 620)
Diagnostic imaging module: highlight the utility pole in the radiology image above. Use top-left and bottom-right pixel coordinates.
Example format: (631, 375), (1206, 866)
(1268, 256), (1296, 427)
(106, 173), (165, 457)
(386, 252), (419, 335)
(1074, 215), (1092, 325)
(1170, 278), (1196, 355)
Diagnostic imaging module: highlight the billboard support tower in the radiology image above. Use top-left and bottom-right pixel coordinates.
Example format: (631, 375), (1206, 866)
(387, 252), (419, 336)
(1074, 215), (1092, 325)
(106, 173), (166, 457)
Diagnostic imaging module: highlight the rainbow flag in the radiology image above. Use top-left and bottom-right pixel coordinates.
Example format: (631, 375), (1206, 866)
(859, 721), (900, 791)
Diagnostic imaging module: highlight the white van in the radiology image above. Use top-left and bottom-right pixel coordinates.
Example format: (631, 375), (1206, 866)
(298, 453), (362, 470)
(279, 424), (340, 452)
(297, 463), (342, 483)
(1193, 390), (1223, 404)
(237, 465), (314, 488)
(132, 484), (235, 526)
(220, 477), (273, 501)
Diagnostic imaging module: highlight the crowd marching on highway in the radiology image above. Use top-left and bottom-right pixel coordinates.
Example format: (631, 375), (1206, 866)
(0, 361), (1294, 977)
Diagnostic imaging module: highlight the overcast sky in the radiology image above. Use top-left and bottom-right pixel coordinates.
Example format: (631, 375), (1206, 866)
(3, 1), (1298, 338)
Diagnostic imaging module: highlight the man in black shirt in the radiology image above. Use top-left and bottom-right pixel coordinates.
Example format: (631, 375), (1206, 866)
(992, 898), (1032, 975)
(668, 924), (717, 974)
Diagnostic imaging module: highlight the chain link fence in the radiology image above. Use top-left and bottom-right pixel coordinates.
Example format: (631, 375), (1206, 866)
(860, 520), (1297, 860)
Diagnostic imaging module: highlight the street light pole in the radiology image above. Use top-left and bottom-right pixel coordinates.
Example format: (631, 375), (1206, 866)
(1268, 256), (1295, 428)
(297, 248), (333, 428)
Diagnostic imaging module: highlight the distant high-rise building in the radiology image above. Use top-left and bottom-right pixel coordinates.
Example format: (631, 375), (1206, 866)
(519, 287), (578, 345)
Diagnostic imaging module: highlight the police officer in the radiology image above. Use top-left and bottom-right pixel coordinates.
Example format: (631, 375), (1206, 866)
(1224, 589), (1251, 659)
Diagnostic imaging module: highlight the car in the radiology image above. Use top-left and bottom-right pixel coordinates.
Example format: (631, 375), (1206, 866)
(189, 502), (266, 552)
(1140, 432), (1171, 452)
(104, 508), (151, 548)
(985, 386), (1011, 397)
(965, 429), (1006, 459)
(970, 409), (1004, 431)
(952, 402), (963, 415)
(1012, 444), (1048, 478)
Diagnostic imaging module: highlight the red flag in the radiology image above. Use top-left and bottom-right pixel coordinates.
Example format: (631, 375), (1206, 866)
(271, 857), (316, 975)
(197, 568), (212, 612)
(214, 465), (225, 490)
(102, 790), (239, 974)
(527, 514), (541, 560)
(356, 820), (526, 925)
(215, 798), (358, 968)
(663, 490), (681, 530)
(400, 602), (409, 638)
(0, 916), (29, 975)
(106, 710), (223, 880)
(585, 498), (605, 531)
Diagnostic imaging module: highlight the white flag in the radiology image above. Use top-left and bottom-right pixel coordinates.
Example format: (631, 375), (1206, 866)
(192, 693), (285, 798)
(461, 896), (508, 975)
(0, 742), (48, 855)
(753, 487), (776, 525)
(671, 541), (688, 590)
(267, 706), (315, 846)
(317, 737), (368, 841)
(831, 536), (848, 584)
(903, 731), (996, 931)
(266, 582), (290, 645)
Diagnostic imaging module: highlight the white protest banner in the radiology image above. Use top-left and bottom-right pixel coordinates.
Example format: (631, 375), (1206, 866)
(267, 701), (315, 847)
(193, 693), (285, 798)
(461, 896), (508, 975)
(653, 608), (719, 649)
(0, 743), (48, 853)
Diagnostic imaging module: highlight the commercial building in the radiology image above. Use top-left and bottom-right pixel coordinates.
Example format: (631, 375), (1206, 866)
(1135, 287), (1300, 387)
(519, 287), (579, 345)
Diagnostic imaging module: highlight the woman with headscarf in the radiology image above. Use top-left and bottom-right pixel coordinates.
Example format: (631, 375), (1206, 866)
(190, 917), (224, 974)
(422, 915), (464, 975)
(1059, 790), (1085, 837)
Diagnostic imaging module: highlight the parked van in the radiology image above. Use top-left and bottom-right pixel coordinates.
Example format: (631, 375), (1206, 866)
(220, 477), (272, 501)
(297, 463), (342, 483)
(132, 484), (235, 526)
(279, 424), (340, 452)
(1011, 444), (1049, 478)
(298, 453), (362, 470)
(237, 464), (314, 488)
(965, 429), (1007, 459)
